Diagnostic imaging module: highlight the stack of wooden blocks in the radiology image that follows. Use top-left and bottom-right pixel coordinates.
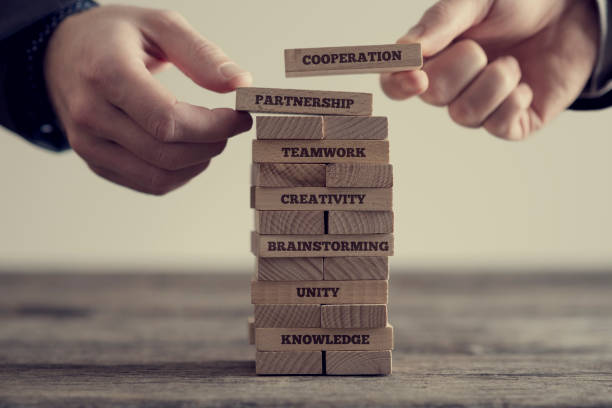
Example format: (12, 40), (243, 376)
(237, 44), (422, 376)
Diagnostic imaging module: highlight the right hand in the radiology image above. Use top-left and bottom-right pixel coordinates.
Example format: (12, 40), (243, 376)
(44, 5), (253, 195)
(381, 0), (599, 141)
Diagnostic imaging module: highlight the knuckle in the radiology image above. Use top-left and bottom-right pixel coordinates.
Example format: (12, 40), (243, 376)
(68, 133), (100, 165)
(190, 37), (226, 62)
(448, 101), (479, 127)
(420, 80), (449, 106)
(148, 106), (176, 142)
(490, 57), (521, 88)
(457, 39), (488, 68)
(83, 54), (120, 86)
(506, 89), (525, 109)
(146, 168), (176, 196)
(484, 118), (509, 140)
(424, 0), (454, 24)
(67, 96), (95, 129)
(68, 133), (88, 157)
(153, 145), (183, 171)
(148, 9), (187, 31)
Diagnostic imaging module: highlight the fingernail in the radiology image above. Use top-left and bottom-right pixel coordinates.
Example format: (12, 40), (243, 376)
(399, 24), (424, 43)
(219, 62), (249, 80)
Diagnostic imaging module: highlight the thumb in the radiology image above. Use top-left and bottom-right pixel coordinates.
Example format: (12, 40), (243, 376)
(399, 0), (493, 56)
(142, 10), (252, 93)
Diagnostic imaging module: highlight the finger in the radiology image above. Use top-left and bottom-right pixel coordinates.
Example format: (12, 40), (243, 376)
(398, 0), (493, 56)
(87, 56), (252, 143)
(141, 10), (252, 93)
(448, 56), (522, 128)
(83, 101), (230, 170)
(420, 40), (487, 106)
(380, 70), (429, 100)
(89, 163), (205, 195)
(72, 132), (209, 195)
(88, 164), (151, 194)
(484, 83), (536, 141)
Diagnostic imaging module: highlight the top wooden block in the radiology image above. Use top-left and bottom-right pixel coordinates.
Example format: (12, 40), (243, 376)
(285, 44), (422, 77)
(235, 87), (372, 116)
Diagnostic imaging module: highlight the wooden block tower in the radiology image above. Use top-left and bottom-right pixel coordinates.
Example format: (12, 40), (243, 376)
(237, 43), (422, 375)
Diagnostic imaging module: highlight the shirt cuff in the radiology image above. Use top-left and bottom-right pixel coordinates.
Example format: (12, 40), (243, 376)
(5, 0), (98, 151)
(571, 0), (612, 110)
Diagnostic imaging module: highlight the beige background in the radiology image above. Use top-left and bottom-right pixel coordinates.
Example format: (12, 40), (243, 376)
(1, 0), (610, 272)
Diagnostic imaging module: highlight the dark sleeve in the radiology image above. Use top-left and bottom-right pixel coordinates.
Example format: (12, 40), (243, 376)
(0, 0), (78, 41)
(0, 0), (98, 151)
(570, 0), (612, 110)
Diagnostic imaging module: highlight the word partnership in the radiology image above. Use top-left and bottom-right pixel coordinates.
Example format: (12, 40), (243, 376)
(237, 42), (421, 376)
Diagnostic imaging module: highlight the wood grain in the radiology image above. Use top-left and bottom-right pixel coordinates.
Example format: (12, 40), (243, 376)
(248, 316), (255, 345)
(253, 163), (392, 188)
(326, 351), (392, 375)
(255, 211), (325, 235)
(255, 325), (393, 351)
(324, 257), (389, 280)
(252, 233), (394, 258)
(256, 351), (322, 375)
(326, 163), (393, 187)
(254, 304), (321, 328)
(321, 305), (388, 329)
(284, 44), (422, 77)
(323, 116), (388, 140)
(256, 116), (323, 139)
(236, 87), (372, 116)
(256, 257), (324, 281)
(251, 280), (388, 305)
(328, 211), (394, 234)
(252, 140), (389, 164)
(252, 163), (326, 187)
(251, 187), (392, 211)
(2, 272), (612, 405)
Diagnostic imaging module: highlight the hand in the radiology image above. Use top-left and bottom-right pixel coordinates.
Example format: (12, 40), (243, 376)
(44, 5), (253, 194)
(381, 0), (599, 141)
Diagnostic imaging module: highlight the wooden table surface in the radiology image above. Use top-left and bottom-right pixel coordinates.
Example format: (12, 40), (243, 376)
(1, 271), (611, 407)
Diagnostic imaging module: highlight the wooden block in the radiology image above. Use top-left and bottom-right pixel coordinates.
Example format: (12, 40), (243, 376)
(253, 140), (388, 164)
(256, 116), (387, 140)
(255, 325), (393, 351)
(248, 316), (255, 345)
(256, 116), (323, 139)
(324, 257), (389, 280)
(257, 257), (324, 281)
(285, 44), (422, 77)
(252, 163), (325, 187)
(256, 351), (322, 375)
(326, 163), (393, 187)
(321, 305), (388, 328)
(252, 232), (393, 258)
(251, 187), (392, 211)
(323, 116), (387, 140)
(326, 351), (392, 375)
(254, 304), (321, 328)
(251, 280), (388, 305)
(328, 211), (394, 234)
(236, 87), (372, 116)
(255, 211), (325, 235)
